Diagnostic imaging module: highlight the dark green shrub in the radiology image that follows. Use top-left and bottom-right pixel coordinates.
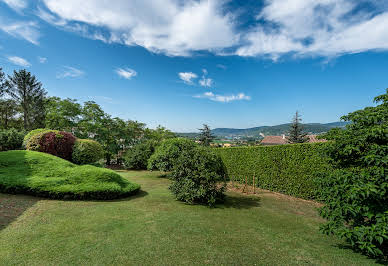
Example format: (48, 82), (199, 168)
(26, 130), (76, 161)
(317, 90), (388, 258)
(123, 140), (157, 170)
(170, 146), (226, 207)
(216, 143), (332, 200)
(148, 138), (197, 172)
(72, 139), (104, 165)
(0, 128), (25, 151)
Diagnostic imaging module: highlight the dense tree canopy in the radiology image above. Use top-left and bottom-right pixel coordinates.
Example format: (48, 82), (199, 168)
(318, 89), (388, 257)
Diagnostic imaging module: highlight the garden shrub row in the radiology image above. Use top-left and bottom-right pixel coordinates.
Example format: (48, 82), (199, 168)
(25, 129), (103, 165)
(215, 143), (332, 200)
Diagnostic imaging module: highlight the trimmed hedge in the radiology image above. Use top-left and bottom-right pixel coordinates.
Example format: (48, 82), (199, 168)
(215, 143), (332, 200)
(72, 139), (104, 165)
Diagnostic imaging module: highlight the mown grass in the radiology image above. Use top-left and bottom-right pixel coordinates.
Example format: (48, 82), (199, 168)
(0, 150), (140, 199)
(0, 170), (380, 265)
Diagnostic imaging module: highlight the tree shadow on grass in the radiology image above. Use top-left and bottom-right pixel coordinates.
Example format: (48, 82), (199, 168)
(0, 193), (40, 232)
(335, 243), (388, 265)
(219, 194), (261, 210)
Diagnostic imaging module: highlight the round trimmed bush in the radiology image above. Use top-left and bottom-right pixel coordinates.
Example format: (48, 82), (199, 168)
(169, 146), (226, 207)
(72, 139), (104, 165)
(26, 130), (76, 161)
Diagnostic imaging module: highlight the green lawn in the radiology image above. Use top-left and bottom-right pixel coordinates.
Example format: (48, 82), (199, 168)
(0, 171), (379, 265)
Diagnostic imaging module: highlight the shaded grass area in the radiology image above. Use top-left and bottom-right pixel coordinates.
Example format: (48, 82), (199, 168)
(0, 151), (140, 199)
(0, 170), (380, 265)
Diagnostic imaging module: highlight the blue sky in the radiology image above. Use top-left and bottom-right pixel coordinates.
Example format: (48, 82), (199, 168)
(0, 0), (387, 132)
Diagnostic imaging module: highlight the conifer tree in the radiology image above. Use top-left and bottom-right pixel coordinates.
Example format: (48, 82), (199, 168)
(287, 111), (309, 143)
(6, 69), (47, 130)
(198, 124), (215, 146)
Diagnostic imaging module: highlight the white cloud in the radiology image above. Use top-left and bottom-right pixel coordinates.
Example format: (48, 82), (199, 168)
(7, 55), (30, 67)
(199, 77), (213, 87)
(179, 72), (197, 84)
(115, 67), (137, 80)
(195, 91), (251, 103)
(198, 68), (213, 87)
(2, 0), (27, 11)
(216, 64), (227, 69)
(0, 20), (40, 45)
(25, 0), (388, 59)
(40, 0), (237, 56)
(236, 0), (388, 58)
(56, 66), (84, 78)
(38, 56), (47, 63)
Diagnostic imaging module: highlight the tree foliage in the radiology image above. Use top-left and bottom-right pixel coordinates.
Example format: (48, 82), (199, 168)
(45, 97), (82, 132)
(147, 138), (197, 172)
(318, 89), (388, 258)
(198, 124), (214, 146)
(123, 140), (158, 170)
(5, 69), (46, 130)
(288, 111), (309, 144)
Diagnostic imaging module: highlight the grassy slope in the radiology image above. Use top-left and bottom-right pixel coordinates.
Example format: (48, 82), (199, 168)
(0, 171), (378, 265)
(0, 150), (140, 199)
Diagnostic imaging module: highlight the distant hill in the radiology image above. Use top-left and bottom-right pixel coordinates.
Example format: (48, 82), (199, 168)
(178, 122), (349, 139)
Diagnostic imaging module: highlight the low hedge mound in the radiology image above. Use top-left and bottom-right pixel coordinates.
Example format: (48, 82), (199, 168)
(0, 150), (140, 200)
(216, 143), (332, 200)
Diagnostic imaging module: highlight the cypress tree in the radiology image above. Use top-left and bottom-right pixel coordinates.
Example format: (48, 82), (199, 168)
(287, 111), (309, 144)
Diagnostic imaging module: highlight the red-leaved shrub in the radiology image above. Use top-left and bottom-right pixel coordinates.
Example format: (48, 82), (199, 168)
(39, 131), (76, 161)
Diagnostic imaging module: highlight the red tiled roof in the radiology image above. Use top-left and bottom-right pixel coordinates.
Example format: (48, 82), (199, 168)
(261, 136), (287, 145)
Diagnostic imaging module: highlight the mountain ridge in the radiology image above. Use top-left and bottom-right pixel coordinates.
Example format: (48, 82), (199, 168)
(178, 121), (349, 138)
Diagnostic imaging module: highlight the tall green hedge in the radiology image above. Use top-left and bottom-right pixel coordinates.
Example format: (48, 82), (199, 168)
(215, 143), (332, 200)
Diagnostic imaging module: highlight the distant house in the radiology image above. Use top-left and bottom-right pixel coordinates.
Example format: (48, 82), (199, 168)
(261, 134), (326, 145)
(222, 143), (233, 148)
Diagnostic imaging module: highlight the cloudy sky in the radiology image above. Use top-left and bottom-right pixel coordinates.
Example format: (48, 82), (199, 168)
(0, 0), (387, 131)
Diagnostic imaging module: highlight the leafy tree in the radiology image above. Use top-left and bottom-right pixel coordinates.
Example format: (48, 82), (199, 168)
(169, 146), (226, 207)
(45, 97), (82, 132)
(145, 125), (176, 142)
(287, 111), (309, 144)
(0, 67), (5, 97)
(123, 140), (158, 170)
(198, 124), (215, 146)
(0, 99), (19, 129)
(318, 89), (388, 257)
(6, 69), (47, 130)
